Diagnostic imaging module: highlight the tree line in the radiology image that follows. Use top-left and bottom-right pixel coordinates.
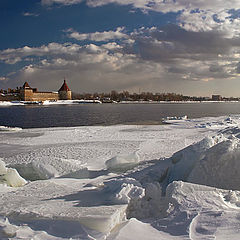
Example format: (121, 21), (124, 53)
(72, 91), (213, 102)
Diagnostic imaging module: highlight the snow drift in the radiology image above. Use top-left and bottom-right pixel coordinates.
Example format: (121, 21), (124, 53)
(105, 152), (140, 172)
(10, 162), (59, 181)
(0, 159), (27, 187)
(167, 126), (240, 190)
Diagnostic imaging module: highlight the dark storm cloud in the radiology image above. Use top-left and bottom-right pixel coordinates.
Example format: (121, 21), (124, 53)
(133, 25), (234, 63)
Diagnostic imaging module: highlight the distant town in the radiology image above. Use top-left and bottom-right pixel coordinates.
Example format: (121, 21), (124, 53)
(0, 81), (238, 103)
(73, 92), (235, 102)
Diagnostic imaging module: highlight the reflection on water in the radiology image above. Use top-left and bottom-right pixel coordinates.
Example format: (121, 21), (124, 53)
(0, 102), (240, 128)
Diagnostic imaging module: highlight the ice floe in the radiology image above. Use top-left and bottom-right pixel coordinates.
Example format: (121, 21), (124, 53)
(105, 152), (140, 172)
(0, 159), (27, 187)
(0, 115), (240, 239)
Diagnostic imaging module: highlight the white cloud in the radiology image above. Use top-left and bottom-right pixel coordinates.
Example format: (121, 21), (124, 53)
(0, 40), (164, 92)
(42, 0), (240, 39)
(86, 0), (240, 13)
(66, 27), (128, 42)
(22, 12), (39, 17)
(42, 0), (240, 13)
(23, 64), (35, 74)
(0, 43), (83, 64)
(178, 9), (240, 38)
(102, 42), (123, 50)
(3, 23), (240, 95)
(41, 0), (83, 6)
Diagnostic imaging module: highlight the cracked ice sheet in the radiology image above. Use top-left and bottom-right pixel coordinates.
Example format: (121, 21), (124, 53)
(0, 116), (239, 239)
(0, 177), (127, 239)
(0, 121), (211, 174)
(111, 182), (240, 240)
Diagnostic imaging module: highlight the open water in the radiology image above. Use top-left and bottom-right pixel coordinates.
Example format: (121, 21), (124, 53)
(1, 102), (240, 128)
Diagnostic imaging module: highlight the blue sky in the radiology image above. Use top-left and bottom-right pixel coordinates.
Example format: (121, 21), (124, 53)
(1, 0), (240, 96)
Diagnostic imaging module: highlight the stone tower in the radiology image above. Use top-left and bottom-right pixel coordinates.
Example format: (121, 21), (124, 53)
(19, 82), (33, 101)
(58, 79), (72, 100)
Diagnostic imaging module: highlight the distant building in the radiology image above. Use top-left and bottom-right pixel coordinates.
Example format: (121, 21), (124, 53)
(212, 95), (222, 101)
(58, 80), (72, 100)
(0, 80), (72, 102)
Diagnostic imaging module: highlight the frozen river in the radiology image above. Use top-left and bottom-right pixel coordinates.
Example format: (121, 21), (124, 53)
(1, 102), (240, 128)
(0, 115), (240, 239)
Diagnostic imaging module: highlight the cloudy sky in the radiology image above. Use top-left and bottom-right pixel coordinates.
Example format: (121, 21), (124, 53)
(1, 0), (240, 96)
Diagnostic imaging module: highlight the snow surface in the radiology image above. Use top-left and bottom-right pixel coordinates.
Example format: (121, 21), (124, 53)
(0, 100), (102, 107)
(0, 115), (240, 239)
(0, 126), (22, 132)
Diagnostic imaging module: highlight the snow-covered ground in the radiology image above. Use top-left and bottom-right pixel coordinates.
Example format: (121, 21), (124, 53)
(0, 115), (240, 239)
(0, 100), (102, 107)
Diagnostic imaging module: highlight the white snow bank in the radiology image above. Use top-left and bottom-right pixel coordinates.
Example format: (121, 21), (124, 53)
(168, 134), (226, 183)
(167, 128), (240, 190)
(0, 159), (27, 187)
(0, 126), (22, 132)
(0, 101), (24, 107)
(187, 137), (240, 190)
(42, 99), (102, 105)
(105, 152), (140, 171)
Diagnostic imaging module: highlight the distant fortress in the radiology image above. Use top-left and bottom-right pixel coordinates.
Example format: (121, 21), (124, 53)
(0, 80), (72, 102)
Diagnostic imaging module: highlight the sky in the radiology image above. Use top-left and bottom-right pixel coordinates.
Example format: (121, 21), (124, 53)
(1, 0), (240, 96)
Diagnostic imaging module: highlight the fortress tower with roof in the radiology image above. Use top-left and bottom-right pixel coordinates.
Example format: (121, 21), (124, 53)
(58, 79), (72, 100)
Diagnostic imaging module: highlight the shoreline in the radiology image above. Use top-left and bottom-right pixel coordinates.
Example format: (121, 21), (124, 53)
(0, 100), (240, 107)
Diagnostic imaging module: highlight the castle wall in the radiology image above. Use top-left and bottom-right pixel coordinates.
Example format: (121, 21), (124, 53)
(31, 92), (59, 101)
(1, 81), (71, 102)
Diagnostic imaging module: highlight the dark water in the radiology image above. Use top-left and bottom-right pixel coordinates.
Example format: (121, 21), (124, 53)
(1, 102), (240, 128)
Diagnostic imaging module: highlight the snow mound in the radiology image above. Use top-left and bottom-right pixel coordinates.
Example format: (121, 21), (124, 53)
(167, 131), (240, 190)
(0, 159), (27, 187)
(161, 181), (240, 239)
(0, 217), (17, 238)
(162, 115), (188, 124)
(196, 116), (238, 129)
(188, 138), (240, 190)
(10, 162), (59, 181)
(126, 182), (167, 220)
(0, 126), (22, 132)
(165, 115), (187, 120)
(104, 178), (145, 204)
(105, 152), (140, 172)
(168, 134), (226, 183)
(223, 116), (237, 125)
(2, 169), (27, 187)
